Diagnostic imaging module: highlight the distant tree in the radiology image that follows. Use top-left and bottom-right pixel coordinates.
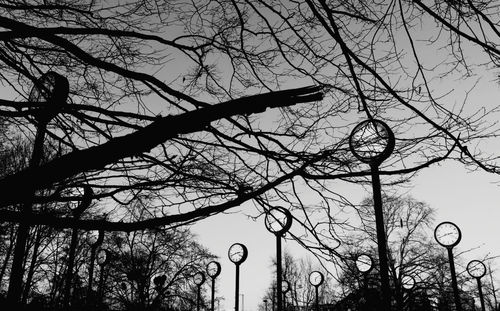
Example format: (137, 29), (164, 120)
(333, 195), (480, 310)
(260, 251), (336, 311)
(1, 210), (214, 311)
(103, 225), (215, 311)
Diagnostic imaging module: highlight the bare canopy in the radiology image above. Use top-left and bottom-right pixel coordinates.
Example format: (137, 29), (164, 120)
(0, 0), (499, 234)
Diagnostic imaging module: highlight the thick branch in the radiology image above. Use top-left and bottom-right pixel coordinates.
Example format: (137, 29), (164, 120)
(0, 85), (323, 207)
(0, 159), (306, 231)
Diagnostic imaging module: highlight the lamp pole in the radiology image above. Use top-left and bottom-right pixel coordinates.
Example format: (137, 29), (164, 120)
(63, 186), (93, 310)
(96, 248), (110, 307)
(207, 261), (222, 311)
(355, 254), (373, 307)
(86, 229), (104, 304)
(467, 260), (487, 311)
(193, 271), (206, 311)
(265, 206), (292, 311)
(349, 119), (395, 311)
(7, 71), (69, 305)
(228, 243), (248, 311)
(401, 275), (416, 311)
(308, 271), (324, 311)
(434, 221), (462, 311)
(448, 248), (461, 311)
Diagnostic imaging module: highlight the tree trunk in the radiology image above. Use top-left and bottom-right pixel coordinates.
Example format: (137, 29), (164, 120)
(0, 224), (17, 288)
(22, 225), (43, 303)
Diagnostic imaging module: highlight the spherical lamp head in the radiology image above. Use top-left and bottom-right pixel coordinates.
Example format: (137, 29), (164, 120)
(349, 119), (395, 166)
(264, 206), (292, 236)
(28, 71), (69, 123)
(434, 221), (462, 248)
(355, 254), (373, 274)
(193, 271), (205, 286)
(467, 260), (486, 279)
(309, 271), (324, 287)
(402, 275), (416, 290)
(228, 243), (248, 265)
(206, 261), (221, 279)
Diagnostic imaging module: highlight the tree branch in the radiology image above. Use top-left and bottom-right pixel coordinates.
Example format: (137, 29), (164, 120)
(0, 85), (324, 207)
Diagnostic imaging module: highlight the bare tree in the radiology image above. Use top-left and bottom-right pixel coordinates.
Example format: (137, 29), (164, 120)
(2, 0), (500, 308)
(103, 226), (214, 311)
(260, 251), (336, 310)
(0, 0), (498, 229)
(331, 195), (488, 310)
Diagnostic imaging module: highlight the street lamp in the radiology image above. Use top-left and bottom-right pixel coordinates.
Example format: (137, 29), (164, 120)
(355, 253), (373, 298)
(228, 243), (248, 311)
(265, 206), (292, 311)
(7, 71), (69, 304)
(194, 271), (206, 311)
(401, 275), (415, 291)
(349, 118), (395, 311)
(402, 275), (416, 310)
(309, 271), (324, 311)
(467, 260), (486, 311)
(355, 254), (373, 274)
(96, 248), (110, 306)
(63, 185), (93, 309)
(434, 221), (462, 311)
(86, 229), (104, 302)
(207, 261), (221, 311)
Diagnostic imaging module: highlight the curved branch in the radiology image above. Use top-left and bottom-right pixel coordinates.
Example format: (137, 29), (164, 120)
(0, 85), (324, 207)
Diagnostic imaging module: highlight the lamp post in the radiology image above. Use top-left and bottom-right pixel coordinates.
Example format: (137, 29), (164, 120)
(349, 119), (395, 311)
(63, 186), (93, 309)
(207, 261), (222, 311)
(228, 243), (248, 311)
(194, 271), (206, 311)
(401, 275), (416, 311)
(281, 280), (290, 311)
(96, 248), (110, 306)
(152, 274), (167, 307)
(263, 299), (268, 311)
(309, 271), (324, 311)
(434, 221), (462, 311)
(86, 229), (104, 302)
(355, 253), (373, 305)
(265, 206), (292, 311)
(7, 71), (69, 304)
(467, 260), (486, 311)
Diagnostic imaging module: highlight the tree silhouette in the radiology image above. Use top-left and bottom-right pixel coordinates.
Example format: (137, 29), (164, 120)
(2, 1), (500, 307)
(1, 0), (499, 231)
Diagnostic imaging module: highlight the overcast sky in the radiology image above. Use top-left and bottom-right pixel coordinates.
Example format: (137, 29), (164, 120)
(189, 63), (500, 310)
(191, 156), (500, 311)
